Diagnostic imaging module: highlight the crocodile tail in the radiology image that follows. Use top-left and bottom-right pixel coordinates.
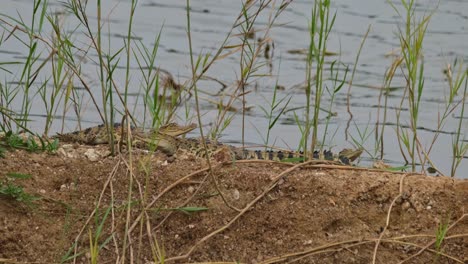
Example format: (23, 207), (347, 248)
(234, 149), (303, 161)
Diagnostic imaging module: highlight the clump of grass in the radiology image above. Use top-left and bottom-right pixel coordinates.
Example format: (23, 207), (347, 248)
(450, 70), (468, 176)
(16, 0), (49, 130)
(387, 0), (467, 175)
(434, 215), (450, 261)
(0, 182), (37, 205)
(320, 61), (348, 149)
(302, 0), (337, 157)
(0, 130), (58, 153)
(158, 206), (209, 215)
(375, 55), (403, 161)
(88, 206), (113, 264)
(349, 119), (374, 158)
(389, 0), (433, 172)
(134, 30), (167, 128)
(60, 241), (83, 264)
(257, 70), (291, 151)
(151, 235), (166, 264)
(205, 0), (291, 142)
(0, 172), (39, 207)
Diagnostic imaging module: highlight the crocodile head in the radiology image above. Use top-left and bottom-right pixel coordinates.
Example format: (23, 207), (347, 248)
(158, 123), (197, 137)
(339, 148), (363, 162)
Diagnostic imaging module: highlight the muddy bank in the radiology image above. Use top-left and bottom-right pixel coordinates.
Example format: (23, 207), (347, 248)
(0, 146), (467, 263)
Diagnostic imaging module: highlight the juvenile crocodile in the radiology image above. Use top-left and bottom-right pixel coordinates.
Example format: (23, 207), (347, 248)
(54, 122), (197, 144)
(154, 134), (362, 164)
(54, 123), (363, 165)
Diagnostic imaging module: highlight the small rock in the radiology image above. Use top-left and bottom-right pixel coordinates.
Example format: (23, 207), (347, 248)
(373, 160), (391, 169)
(58, 146), (79, 158)
(233, 189), (240, 200)
(277, 178), (284, 185)
(187, 186), (195, 193)
(57, 148), (67, 157)
(256, 254), (263, 262)
(98, 149), (111, 157)
(84, 148), (100, 162)
(61, 144), (74, 149)
(401, 191), (411, 200)
(68, 151), (79, 158)
(413, 201), (425, 212)
(402, 201), (411, 210)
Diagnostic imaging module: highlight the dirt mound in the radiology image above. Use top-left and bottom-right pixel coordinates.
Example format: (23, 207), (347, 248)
(0, 145), (467, 263)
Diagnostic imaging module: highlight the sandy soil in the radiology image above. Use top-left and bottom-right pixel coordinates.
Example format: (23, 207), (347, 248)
(0, 144), (467, 263)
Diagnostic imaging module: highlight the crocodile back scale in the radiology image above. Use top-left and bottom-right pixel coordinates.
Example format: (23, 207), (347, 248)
(53, 123), (363, 165)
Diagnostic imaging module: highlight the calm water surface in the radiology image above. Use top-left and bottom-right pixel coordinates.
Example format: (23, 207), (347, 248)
(1, 0), (467, 176)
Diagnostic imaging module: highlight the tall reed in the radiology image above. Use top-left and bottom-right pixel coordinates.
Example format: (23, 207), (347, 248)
(303, 0), (336, 157)
(389, 0), (432, 171)
(389, 0), (467, 175)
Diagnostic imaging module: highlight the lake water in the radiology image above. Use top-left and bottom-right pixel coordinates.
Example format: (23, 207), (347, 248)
(1, 0), (467, 177)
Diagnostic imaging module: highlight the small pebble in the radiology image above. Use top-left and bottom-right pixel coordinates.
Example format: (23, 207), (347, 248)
(402, 201), (411, 210)
(233, 189), (240, 200)
(84, 149), (100, 162)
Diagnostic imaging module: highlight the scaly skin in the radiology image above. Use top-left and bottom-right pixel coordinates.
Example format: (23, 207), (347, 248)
(54, 122), (196, 145)
(157, 123), (197, 136)
(54, 123), (363, 165)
